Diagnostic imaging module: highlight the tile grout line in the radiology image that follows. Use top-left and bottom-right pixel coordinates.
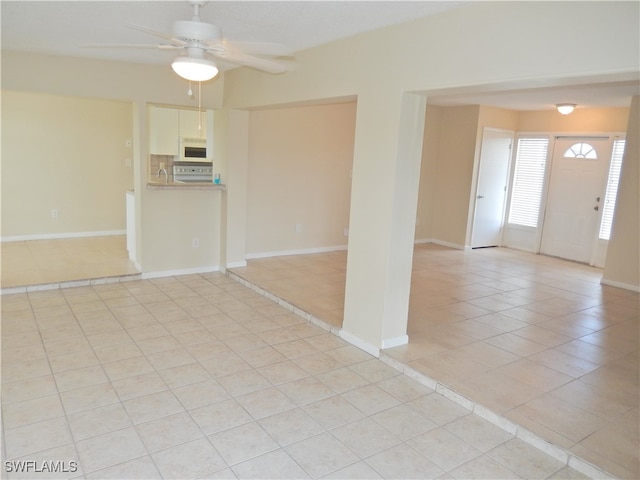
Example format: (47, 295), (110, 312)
(4, 266), (628, 478)
(226, 269), (617, 480)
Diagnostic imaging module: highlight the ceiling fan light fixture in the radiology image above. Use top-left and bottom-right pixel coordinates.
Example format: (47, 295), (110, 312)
(171, 56), (218, 82)
(556, 103), (576, 115)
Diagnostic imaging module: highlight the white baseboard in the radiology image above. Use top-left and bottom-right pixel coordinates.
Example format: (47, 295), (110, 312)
(141, 265), (220, 280)
(1, 230), (126, 242)
(426, 238), (466, 250)
(338, 329), (380, 358)
(382, 334), (409, 349)
(225, 260), (248, 269)
(246, 244), (347, 260)
(600, 277), (640, 293)
(245, 240), (473, 261)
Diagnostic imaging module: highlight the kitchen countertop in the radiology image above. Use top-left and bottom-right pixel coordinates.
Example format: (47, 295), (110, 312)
(146, 181), (226, 190)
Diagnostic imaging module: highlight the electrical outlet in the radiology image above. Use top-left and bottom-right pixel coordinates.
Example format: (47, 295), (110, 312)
(295, 223), (303, 233)
(51, 209), (58, 219)
(192, 238), (200, 248)
(159, 162), (165, 170)
(343, 228), (349, 237)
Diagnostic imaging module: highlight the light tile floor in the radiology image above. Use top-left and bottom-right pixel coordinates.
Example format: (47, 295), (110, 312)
(230, 244), (639, 479)
(3, 269), (585, 479)
(1, 240), (637, 478)
(1, 236), (139, 290)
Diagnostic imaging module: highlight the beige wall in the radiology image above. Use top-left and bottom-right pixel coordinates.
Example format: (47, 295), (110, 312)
(604, 96), (639, 289)
(1, 52), (224, 108)
(517, 107), (630, 132)
(415, 105), (442, 241)
(246, 102), (356, 256)
(1, 90), (133, 238)
(2, 52), (226, 274)
(222, 1), (638, 347)
(430, 105), (480, 247)
(418, 104), (517, 248)
(1, 1), (637, 334)
(418, 105), (631, 250)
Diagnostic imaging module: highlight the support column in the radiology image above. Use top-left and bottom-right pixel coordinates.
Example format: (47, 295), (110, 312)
(132, 102), (148, 271)
(223, 109), (250, 269)
(341, 92), (427, 356)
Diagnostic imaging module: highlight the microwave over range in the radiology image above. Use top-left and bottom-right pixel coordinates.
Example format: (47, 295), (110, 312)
(179, 137), (208, 162)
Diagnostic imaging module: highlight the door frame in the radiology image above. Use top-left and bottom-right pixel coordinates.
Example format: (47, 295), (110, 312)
(470, 127), (515, 249)
(539, 135), (611, 264)
(533, 132), (624, 264)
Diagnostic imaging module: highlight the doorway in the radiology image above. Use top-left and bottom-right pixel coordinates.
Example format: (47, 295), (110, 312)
(540, 137), (611, 263)
(471, 128), (514, 248)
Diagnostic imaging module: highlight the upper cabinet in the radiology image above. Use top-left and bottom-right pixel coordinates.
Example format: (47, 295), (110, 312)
(149, 106), (208, 155)
(179, 109), (206, 139)
(149, 106), (179, 155)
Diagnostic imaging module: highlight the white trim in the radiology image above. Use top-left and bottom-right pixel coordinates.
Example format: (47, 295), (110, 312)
(141, 265), (220, 280)
(516, 428), (568, 464)
(225, 260), (248, 269)
(428, 239), (467, 250)
(224, 268), (617, 479)
(246, 244), (347, 260)
(381, 334), (408, 349)
(568, 456), (611, 480)
(435, 384), (474, 411)
(1, 272), (142, 295)
(600, 277), (640, 293)
(1, 230), (126, 242)
(338, 329), (380, 358)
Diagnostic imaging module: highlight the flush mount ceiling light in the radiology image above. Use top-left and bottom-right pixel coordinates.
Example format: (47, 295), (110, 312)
(556, 103), (576, 115)
(171, 56), (219, 82)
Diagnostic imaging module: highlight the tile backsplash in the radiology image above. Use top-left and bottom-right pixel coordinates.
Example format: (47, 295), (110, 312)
(149, 154), (178, 182)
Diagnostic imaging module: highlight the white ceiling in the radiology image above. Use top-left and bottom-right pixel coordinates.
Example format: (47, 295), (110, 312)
(1, 1), (463, 64)
(425, 80), (640, 111)
(2, 0), (638, 110)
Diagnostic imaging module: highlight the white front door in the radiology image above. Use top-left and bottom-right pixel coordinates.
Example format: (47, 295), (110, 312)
(471, 129), (513, 248)
(540, 137), (610, 263)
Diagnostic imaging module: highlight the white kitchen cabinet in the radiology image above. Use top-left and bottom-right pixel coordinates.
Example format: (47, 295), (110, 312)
(179, 109), (206, 139)
(149, 106), (179, 155)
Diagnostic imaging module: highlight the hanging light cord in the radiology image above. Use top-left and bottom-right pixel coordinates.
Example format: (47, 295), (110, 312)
(198, 81), (202, 132)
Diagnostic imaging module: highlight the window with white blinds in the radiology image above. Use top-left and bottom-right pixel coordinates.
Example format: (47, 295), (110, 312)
(508, 137), (550, 227)
(599, 138), (626, 240)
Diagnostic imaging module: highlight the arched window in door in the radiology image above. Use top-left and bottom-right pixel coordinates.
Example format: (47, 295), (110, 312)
(563, 142), (597, 159)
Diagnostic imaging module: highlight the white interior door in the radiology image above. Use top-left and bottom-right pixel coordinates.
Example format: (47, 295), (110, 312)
(471, 129), (513, 248)
(540, 137), (610, 263)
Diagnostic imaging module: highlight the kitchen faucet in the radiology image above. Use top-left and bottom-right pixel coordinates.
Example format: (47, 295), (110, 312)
(158, 168), (168, 184)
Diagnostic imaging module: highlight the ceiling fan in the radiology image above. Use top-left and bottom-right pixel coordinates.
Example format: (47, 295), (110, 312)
(85, 1), (295, 81)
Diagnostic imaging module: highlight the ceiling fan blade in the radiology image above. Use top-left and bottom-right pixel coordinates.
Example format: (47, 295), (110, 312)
(209, 50), (295, 74)
(81, 43), (183, 50)
(220, 40), (292, 57)
(127, 23), (188, 46)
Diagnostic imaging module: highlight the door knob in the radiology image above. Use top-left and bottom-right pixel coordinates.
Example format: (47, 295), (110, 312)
(477, 195), (484, 199)
(594, 205), (599, 211)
